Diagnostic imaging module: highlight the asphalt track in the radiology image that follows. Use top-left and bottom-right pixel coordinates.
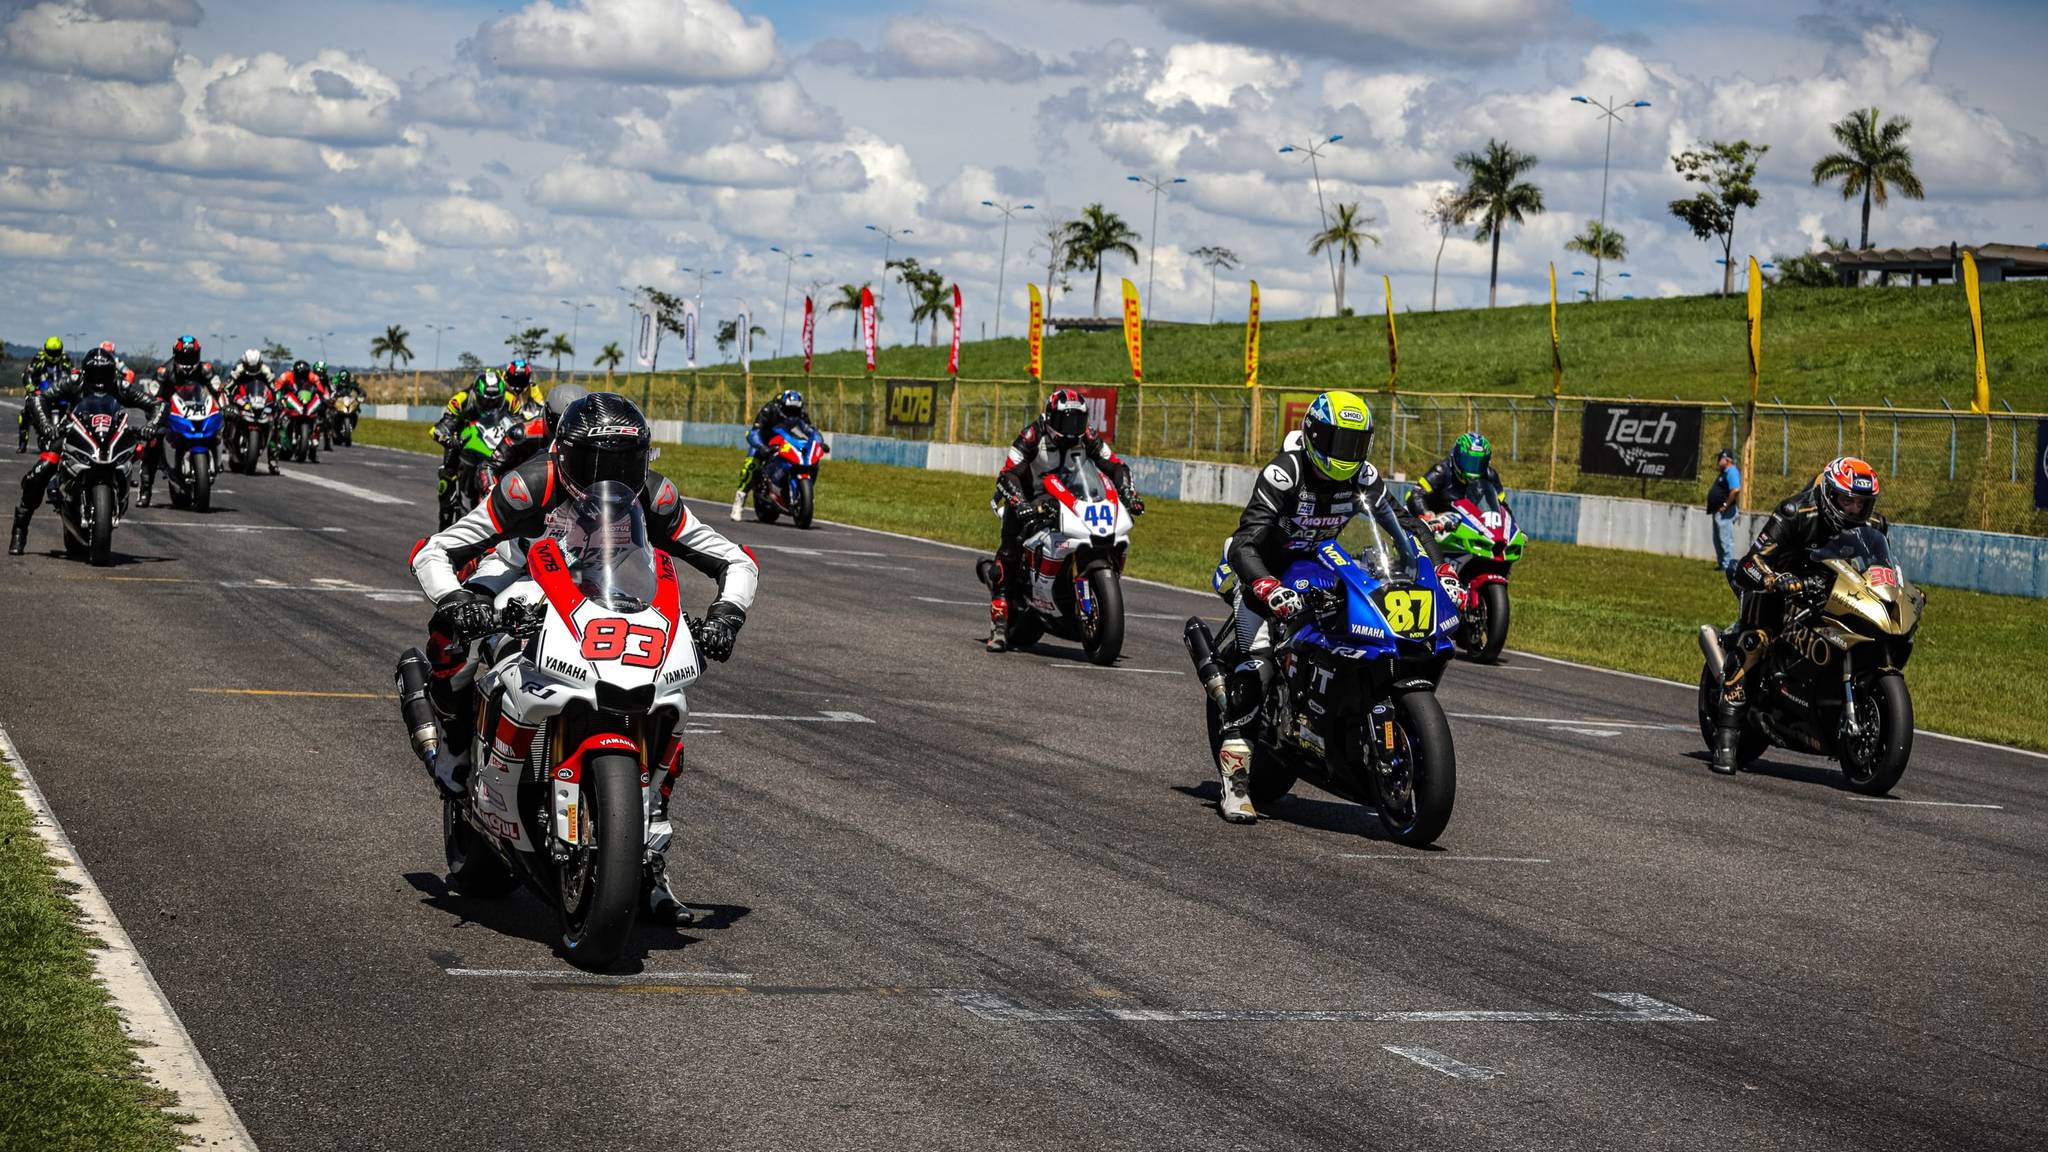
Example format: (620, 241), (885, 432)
(1, 436), (2042, 1151)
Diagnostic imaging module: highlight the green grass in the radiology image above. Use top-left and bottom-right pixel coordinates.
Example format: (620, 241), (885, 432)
(0, 767), (188, 1151)
(361, 417), (2048, 751)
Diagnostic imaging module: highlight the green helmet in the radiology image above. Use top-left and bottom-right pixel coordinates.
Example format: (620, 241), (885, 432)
(312, 360), (327, 375)
(1302, 390), (1374, 482)
(335, 369), (355, 386)
(474, 370), (505, 404)
(1452, 432), (1492, 482)
(43, 336), (63, 354)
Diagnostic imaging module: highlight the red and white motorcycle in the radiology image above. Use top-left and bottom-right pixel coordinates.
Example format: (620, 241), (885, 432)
(980, 455), (1134, 665)
(396, 482), (703, 968)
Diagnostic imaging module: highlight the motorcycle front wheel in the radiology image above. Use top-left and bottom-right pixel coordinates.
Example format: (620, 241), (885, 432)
(557, 752), (643, 969)
(88, 482), (114, 566)
(1080, 566), (1125, 666)
(792, 476), (815, 529)
(1840, 673), (1913, 796)
(192, 453), (212, 513)
(1472, 582), (1510, 664)
(1370, 691), (1456, 847)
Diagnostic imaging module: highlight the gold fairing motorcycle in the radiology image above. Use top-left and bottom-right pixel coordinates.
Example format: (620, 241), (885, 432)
(1696, 525), (1924, 795)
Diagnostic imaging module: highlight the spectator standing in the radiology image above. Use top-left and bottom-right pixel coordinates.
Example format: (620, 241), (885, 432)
(1707, 447), (1743, 575)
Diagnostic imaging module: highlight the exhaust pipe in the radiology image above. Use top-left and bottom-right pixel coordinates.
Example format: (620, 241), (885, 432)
(394, 648), (441, 765)
(1697, 626), (1727, 683)
(1182, 618), (1227, 706)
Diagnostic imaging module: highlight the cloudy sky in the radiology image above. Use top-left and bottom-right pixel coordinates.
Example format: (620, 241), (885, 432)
(1, 0), (2042, 368)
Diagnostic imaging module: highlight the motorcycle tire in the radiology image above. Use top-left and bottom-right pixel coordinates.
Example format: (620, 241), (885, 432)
(1840, 673), (1913, 796)
(88, 482), (114, 567)
(557, 752), (643, 969)
(1370, 691), (1456, 847)
(793, 476), (815, 529)
(1694, 664), (1769, 767)
(193, 455), (212, 513)
(1081, 567), (1125, 666)
(307, 436), (319, 464)
(753, 483), (781, 525)
(1004, 612), (1045, 651)
(1204, 695), (1297, 809)
(1474, 583), (1510, 664)
(442, 797), (517, 897)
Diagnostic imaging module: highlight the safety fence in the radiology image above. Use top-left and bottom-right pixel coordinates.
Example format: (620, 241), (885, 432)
(362, 369), (2047, 537)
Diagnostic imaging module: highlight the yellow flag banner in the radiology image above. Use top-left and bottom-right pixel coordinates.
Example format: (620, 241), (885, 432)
(1027, 282), (1044, 381)
(1120, 277), (1144, 382)
(1548, 262), (1561, 398)
(1962, 249), (1990, 413)
(1244, 280), (1261, 387)
(1746, 255), (1763, 401)
(1383, 274), (1399, 389)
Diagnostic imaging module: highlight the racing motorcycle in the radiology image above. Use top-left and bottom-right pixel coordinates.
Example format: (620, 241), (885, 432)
(279, 384), (324, 463)
(52, 394), (141, 566)
(750, 422), (826, 529)
(18, 364), (67, 451)
(1185, 521), (1459, 846)
(154, 380), (222, 512)
(326, 390), (359, 448)
(394, 482), (707, 968)
(1697, 525), (1923, 795)
(976, 454), (1134, 665)
(1419, 483), (1527, 663)
(225, 384), (278, 475)
(439, 408), (520, 529)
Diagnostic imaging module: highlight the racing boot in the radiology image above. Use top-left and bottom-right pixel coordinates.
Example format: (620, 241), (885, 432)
(729, 488), (745, 522)
(642, 854), (695, 927)
(7, 508), (28, 556)
(137, 464), (155, 508)
(1216, 738), (1257, 823)
(985, 597), (1011, 652)
(1709, 697), (1746, 776)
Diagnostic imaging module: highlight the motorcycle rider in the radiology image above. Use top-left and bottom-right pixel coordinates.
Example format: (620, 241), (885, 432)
(982, 389), (1143, 652)
(1211, 390), (1453, 823)
(503, 358), (546, 407)
(432, 369), (514, 511)
(140, 336), (222, 503)
(489, 382), (586, 482)
(19, 337), (72, 452)
(1709, 456), (1887, 776)
(227, 351), (281, 475)
(404, 392), (758, 925)
(1407, 432), (1510, 521)
(729, 389), (820, 521)
(325, 368), (363, 446)
(11, 346), (157, 555)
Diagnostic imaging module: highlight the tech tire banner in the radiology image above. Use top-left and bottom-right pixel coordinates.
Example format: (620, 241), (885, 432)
(1580, 402), (1703, 481)
(634, 307), (657, 370)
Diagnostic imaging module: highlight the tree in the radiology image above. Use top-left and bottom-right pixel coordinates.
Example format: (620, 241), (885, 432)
(1191, 245), (1239, 323)
(455, 351), (483, 372)
(368, 324), (413, 371)
(714, 319), (767, 355)
(1769, 235), (1850, 289)
(1565, 220), (1628, 264)
(545, 333), (574, 372)
(505, 325), (549, 360)
(1032, 217), (1071, 319)
(594, 341), (625, 380)
(1063, 203), (1142, 318)
(909, 272), (955, 346)
(262, 340), (292, 361)
(1811, 107), (1925, 258)
(1307, 202), (1379, 317)
(1453, 138), (1545, 308)
(827, 282), (879, 346)
(1423, 189), (1471, 312)
(1669, 139), (1768, 296)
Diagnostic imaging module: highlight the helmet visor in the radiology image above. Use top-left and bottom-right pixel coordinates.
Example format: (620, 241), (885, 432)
(1835, 493), (1872, 522)
(1306, 420), (1369, 466)
(1048, 406), (1087, 440)
(566, 444), (647, 494)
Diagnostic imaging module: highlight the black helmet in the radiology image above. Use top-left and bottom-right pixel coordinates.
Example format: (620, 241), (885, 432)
(292, 359), (310, 378)
(554, 391), (651, 496)
(1043, 388), (1088, 444)
(173, 335), (200, 367)
(80, 346), (118, 388)
(544, 383), (588, 435)
(505, 358), (534, 393)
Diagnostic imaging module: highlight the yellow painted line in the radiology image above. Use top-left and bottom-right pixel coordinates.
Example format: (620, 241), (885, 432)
(191, 688), (396, 700)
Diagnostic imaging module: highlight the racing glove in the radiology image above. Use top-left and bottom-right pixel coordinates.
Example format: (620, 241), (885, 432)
(1250, 576), (1304, 621)
(694, 602), (746, 663)
(431, 590), (498, 641)
(995, 472), (1027, 508)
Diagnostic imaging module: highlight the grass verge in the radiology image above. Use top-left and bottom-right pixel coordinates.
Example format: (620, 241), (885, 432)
(0, 757), (187, 1151)
(359, 417), (2048, 752)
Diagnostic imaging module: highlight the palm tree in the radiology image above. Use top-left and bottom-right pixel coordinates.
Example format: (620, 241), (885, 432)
(1063, 203), (1141, 318)
(544, 333), (574, 372)
(1423, 189), (1472, 312)
(909, 274), (955, 346)
(370, 324), (413, 370)
(1454, 139), (1546, 307)
(505, 326), (548, 361)
(594, 341), (624, 382)
(1191, 246), (1238, 323)
(715, 320), (767, 355)
(827, 282), (879, 346)
(1307, 203), (1379, 317)
(1565, 220), (1628, 264)
(1811, 106), (1925, 260)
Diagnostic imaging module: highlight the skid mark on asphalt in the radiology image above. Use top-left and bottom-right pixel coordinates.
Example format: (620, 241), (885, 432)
(125, 520), (347, 533)
(1382, 1045), (1504, 1080)
(194, 688), (397, 700)
(276, 466), (413, 505)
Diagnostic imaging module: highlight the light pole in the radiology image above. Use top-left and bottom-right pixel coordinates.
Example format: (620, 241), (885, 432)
(767, 246), (814, 359)
(679, 266), (723, 302)
(1126, 175), (1184, 327)
(558, 300), (593, 370)
(500, 315), (533, 363)
(1279, 134), (1344, 312)
(865, 223), (912, 344)
(310, 331), (333, 360)
(425, 323), (453, 371)
(979, 200), (1035, 339)
(1569, 95), (1652, 302)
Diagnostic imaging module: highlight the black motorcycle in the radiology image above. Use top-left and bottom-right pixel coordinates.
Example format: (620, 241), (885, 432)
(53, 395), (140, 566)
(225, 384), (278, 475)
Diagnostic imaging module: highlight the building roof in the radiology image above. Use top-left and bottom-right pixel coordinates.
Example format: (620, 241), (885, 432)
(1818, 242), (2048, 277)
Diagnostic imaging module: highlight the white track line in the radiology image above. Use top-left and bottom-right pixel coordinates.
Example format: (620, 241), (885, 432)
(1382, 1045), (1504, 1080)
(690, 710), (873, 723)
(276, 467), (413, 505)
(1047, 665), (1184, 675)
(944, 989), (1712, 1025)
(1444, 711), (1691, 733)
(1, 722), (259, 1151)
(122, 520), (347, 533)
(1850, 797), (2005, 810)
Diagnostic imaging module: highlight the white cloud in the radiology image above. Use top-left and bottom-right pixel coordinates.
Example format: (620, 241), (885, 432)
(1, 1), (181, 80)
(531, 160), (690, 218)
(0, 224), (73, 260)
(879, 16), (1042, 83)
(416, 196), (522, 248)
(746, 77), (842, 141)
(1079, 0), (1570, 64)
(204, 51), (404, 146)
(1146, 42), (1298, 110)
(0, 74), (183, 143)
(0, 166), (86, 212)
(471, 0), (780, 86)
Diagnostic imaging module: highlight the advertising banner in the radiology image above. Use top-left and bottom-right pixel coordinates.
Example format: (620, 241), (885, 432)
(1120, 277), (1143, 382)
(634, 307), (657, 369)
(1073, 385), (1119, 442)
(2037, 420), (2048, 511)
(801, 295), (814, 374)
(886, 380), (936, 428)
(1964, 248), (1990, 413)
(680, 297), (698, 369)
(860, 285), (877, 373)
(1383, 273), (1399, 388)
(737, 304), (751, 373)
(948, 284), (962, 376)
(1027, 283), (1044, 380)
(1580, 402), (1703, 480)
(1244, 280), (1260, 387)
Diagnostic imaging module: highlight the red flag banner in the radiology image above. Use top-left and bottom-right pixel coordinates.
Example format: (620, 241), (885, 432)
(948, 284), (962, 376)
(801, 294), (815, 374)
(860, 285), (877, 373)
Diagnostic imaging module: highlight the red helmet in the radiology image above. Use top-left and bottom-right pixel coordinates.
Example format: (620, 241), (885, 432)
(99, 340), (116, 354)
(1043, 388), (1088, 444)
(1818, 456), (1880, 531)
(173, 335), (200, 367)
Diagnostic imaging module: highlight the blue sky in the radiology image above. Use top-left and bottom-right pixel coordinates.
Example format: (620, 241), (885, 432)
(0, 0), (2041, 368)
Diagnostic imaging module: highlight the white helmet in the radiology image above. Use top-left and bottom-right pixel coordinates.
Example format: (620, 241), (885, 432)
(242, 348), (263, 370)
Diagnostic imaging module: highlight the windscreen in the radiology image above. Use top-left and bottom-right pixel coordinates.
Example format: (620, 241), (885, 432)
(1056, 454), (1109, 502)
(1811, 525), (1892, 574)
(553, 480), (658, 612)
(1464, 479), (1505, 514)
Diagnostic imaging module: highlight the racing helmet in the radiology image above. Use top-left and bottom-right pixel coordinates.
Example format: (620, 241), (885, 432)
(1302, 390), (1374, 482)
(505, 358), (534, 394)
(1043, 388), (1088, 445)
(1452, 432), (1491, 483)
(243, 349), (263, 371)
(543, 382), (589, 435)
(43, 336), (63, 355)
(80, 347), (118, 388)
(1817, 456), (1880, 531)
(778, 389), (806, 421)
(173, 335), (200, 367)
(553, 392), (651, 496)
(292, 359), (311, 379)
(474, 370), (506, 405)
(98, 340), (116, 354)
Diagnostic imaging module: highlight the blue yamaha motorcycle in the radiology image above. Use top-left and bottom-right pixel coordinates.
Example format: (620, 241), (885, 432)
(1185, 526), (1459, 846)
(751, 421), (827, 529)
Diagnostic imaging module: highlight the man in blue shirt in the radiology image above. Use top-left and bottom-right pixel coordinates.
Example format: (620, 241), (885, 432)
(1707, 448), (1743, 574)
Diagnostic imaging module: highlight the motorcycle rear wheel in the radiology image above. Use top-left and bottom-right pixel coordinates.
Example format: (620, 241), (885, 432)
(1695, 665), (1770, 767)
(442, 797), (517, 897)
(1840, 673), (1913, 796)
(792, 476), (815, 529)
(1370, 691), (1456, 847)
(1080, 567), (1124, 666)
(557, 753), (643, 969)
(1203, 696), (1297, 808)
(753, 482), (782, 525)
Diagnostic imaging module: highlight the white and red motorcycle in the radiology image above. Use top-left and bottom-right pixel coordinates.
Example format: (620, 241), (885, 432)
(980, 455), (1134, 665)
(396, 482), (704, 969)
